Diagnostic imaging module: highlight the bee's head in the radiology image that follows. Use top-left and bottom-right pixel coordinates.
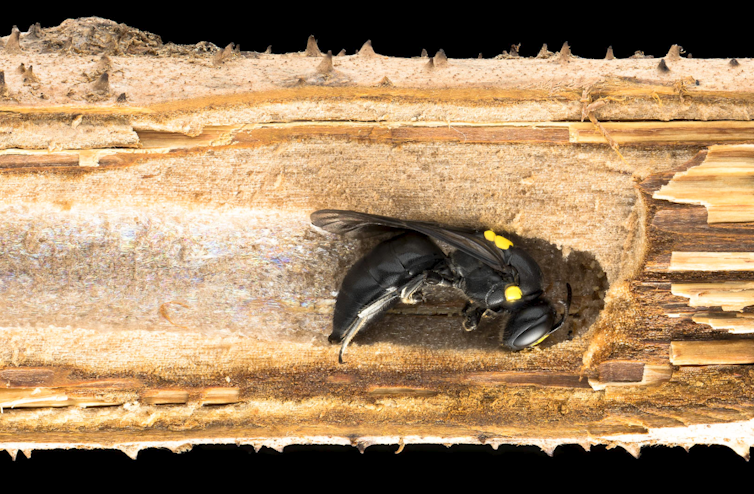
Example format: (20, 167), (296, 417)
(502, 284), (571, 351)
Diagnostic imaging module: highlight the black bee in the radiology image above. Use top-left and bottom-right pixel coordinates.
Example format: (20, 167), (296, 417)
(311, 210), (572, 363)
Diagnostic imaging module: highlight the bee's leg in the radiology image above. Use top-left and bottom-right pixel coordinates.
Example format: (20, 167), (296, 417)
(399, 274), (427, 305)
(483, 308), (502, 319)
(403, 262), (453, 305)
(462, 302), (486, 332)
(426, 262), (456, 287)
(338, 275), (427, 364)
(401, 290), (425, 305)
(399, 274), (430, 304)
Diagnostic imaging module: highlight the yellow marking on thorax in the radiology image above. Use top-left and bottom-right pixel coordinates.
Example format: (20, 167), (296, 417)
(505, 285), (522, 302)
(484, 230), (513, 250)
(495, 236), (513, 250)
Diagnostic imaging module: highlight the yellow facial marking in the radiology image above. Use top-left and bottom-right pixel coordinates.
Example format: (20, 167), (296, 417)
(504, 285), (522, 302)
(494, 235), (513, 250)
(530, 332), (551, 347)
(484, 230), (496, 242)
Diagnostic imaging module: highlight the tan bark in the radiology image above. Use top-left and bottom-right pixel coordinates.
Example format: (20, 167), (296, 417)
(2, 17), (754, 459)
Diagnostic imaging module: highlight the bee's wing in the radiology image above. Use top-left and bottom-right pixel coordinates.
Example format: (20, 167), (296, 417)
(311, 209), (508, 273)
(310, 209), (403, 237)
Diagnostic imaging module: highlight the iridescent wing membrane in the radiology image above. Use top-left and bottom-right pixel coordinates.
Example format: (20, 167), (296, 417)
(311, 209), (509, 274)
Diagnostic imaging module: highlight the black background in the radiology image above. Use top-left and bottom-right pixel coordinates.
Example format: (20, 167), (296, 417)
(0, 5), (748, 61)
(1, 3), (753, 480)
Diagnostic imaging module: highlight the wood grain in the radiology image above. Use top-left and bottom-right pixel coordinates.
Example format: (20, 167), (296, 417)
(692, 312), (754, 334)
(462, 371), (591, 388)
(670, 252), (754, 272)
(671, 340), (754, 365)
(652, 207), (754, 251)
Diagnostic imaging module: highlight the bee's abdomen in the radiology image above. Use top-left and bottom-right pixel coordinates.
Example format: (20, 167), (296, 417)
(330, 233), (444, 342)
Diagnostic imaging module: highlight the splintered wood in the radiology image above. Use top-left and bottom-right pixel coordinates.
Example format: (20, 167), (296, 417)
(671, 340), (754, 365)
(655, 145), (754, 223)
(692, 312), (754, 334)
(670, 252), (754, 271)
(3, 17), (754, 457)
(671, 282), (754, 311)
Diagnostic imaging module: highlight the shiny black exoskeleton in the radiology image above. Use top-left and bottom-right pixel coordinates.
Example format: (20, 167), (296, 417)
(311, 210), (571, 363)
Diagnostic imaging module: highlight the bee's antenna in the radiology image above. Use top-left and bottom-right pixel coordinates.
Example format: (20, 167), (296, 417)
(552, 283), (572, 333)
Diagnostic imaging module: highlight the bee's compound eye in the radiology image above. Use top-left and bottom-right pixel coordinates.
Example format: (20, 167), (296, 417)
(502, 303), (555, 350)
(529, 330), (552, 348)
(513, 319), (551, 349)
